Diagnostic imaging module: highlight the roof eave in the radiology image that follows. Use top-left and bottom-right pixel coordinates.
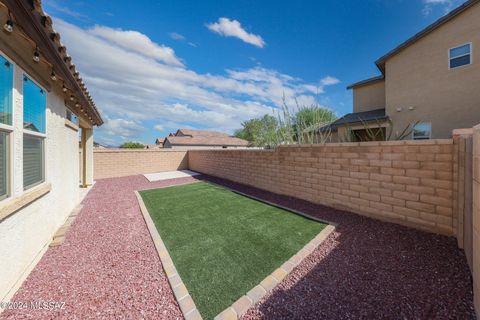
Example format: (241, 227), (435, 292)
(346, 75), (385, 90)
(374, 0), (480, 70)
(3, 0), (103, 126)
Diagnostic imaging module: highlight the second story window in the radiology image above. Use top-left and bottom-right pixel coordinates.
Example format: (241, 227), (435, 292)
(449, 43), (471, 69)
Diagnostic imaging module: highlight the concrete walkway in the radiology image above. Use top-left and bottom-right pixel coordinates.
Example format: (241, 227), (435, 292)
(0, 174), (475, 319)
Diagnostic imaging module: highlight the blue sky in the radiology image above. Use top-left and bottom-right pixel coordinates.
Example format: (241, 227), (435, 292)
(43, 0), (463, 146)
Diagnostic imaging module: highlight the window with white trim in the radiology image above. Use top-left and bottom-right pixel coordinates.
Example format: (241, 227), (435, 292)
(449, 43), (471, 69)
(413, 122), (432, 140)
(23, 75), (46, 190)
(0, 54), (13, 200)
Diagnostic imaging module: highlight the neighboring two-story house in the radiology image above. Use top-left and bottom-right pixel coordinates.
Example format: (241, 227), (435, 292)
(0, 0), (102, 302)
(328, 0), (480, 141)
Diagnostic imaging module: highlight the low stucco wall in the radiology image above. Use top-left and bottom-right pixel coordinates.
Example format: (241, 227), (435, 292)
(189, 140), (456, 235)
(472, 125), (480, 318)
(93, 149), (188, 179)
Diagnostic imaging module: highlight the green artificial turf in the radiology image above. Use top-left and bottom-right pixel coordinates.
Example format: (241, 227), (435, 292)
(140, 182), (326, 319)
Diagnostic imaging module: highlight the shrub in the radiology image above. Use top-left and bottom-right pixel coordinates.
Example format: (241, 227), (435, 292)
(119, 141), (145, 149)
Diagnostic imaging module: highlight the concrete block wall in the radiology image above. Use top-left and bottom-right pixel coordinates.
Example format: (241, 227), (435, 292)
(189, 140), (455, 235)
(93, 149), (188, 179)
(472, 124), (480, 318)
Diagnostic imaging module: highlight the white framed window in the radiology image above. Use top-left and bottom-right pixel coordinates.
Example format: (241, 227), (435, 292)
(449, 43), (472, 69)
(22, 75), (46, 190)
(413, 122), (432, 140)
(0, 53), (14, 200)
(0, 130), (9, 200)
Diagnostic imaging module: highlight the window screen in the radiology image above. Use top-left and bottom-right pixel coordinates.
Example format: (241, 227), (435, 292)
(23, 134), (44, 190)
(0, 55), (13, 125)
(23, 76), (46, 133)
(0, 131), (8, 199)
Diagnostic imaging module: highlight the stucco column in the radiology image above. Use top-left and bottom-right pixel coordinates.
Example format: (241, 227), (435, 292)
(81, 128), (94, 187)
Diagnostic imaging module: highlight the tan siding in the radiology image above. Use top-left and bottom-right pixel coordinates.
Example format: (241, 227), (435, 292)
(353, 80), (386, 113)
(385, 2), (480, 138)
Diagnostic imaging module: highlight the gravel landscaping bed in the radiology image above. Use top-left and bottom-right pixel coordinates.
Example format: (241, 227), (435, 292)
(1, 174), (475, 319)
(199, 177), (475, 320)
(1, 175), (196, 320)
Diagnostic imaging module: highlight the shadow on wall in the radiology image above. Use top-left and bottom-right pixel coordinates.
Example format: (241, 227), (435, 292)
(196, 176), (475, 319)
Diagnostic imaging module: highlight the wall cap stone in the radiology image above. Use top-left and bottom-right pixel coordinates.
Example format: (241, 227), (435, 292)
(188, 139), (454, 154)
(94, 149), (188, 153)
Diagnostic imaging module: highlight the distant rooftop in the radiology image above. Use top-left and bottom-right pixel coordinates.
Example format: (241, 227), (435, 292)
(163, 129), (248, 147)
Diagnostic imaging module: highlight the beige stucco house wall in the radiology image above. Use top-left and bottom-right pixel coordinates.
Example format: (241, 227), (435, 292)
(385, 2), (480, 139)
(0, 2), (100, 303)
(0, 71), (80, 302)
(353, 80), (386, 113)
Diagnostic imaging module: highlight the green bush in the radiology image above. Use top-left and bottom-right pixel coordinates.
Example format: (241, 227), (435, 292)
(119, 141), (145, 149)
(234, 97), (337, 148)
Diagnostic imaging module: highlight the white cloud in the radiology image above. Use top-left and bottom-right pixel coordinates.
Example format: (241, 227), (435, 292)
(207, 17), (265, 48)
(43, 0), (87, 19)
(53, 19), (337, 145)
(320, 76), (340, 86)
(169, 32), (198, 47)
(101, 117), (144, 141)
(154, 124), (165, 132)
(421, 0), (461, 15)
(169, 32), (185, 41)
(89, 26), (184, 67)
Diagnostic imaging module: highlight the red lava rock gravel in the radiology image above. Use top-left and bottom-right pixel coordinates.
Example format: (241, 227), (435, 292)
(201, 177), (475, 320)
(1, 174), (475, 319)
(1, 175), (197, 320)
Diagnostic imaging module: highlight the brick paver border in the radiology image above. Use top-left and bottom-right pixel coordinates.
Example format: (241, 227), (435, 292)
(135, 189), (202, 320)
(135, 182), (336, 320)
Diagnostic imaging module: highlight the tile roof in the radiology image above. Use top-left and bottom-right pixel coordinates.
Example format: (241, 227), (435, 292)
(321, 108), (388, 132)
(165, 135), (248, 147)
(347, 75), (384, 90)
(2, 0), (102, 125)
(176, 129), (230, 137)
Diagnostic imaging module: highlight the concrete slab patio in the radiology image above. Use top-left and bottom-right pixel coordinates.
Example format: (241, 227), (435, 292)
(144, 170), (200, 182)
(0, 174), (475, 319)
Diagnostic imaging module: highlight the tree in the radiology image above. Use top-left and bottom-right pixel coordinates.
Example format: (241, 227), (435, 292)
(234, 115), (279, 148)
(295, 106), (337, 130)
(293, 105), (337, 144)
(119, 141), (145, 149)
(234, 99), (338, 148)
